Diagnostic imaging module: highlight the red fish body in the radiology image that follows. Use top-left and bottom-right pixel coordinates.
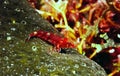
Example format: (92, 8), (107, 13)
(27, 30), (75, 52)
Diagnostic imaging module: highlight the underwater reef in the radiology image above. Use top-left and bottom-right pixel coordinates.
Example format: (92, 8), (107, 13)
(0, 0), (107, 76)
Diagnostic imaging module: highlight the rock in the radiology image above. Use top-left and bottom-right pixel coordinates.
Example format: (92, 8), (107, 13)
(0, 0), (107, 76)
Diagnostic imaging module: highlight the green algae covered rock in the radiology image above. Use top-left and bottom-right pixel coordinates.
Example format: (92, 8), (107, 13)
(0, 0), (107, 76)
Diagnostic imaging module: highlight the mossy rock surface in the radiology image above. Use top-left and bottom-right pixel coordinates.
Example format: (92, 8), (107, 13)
(0, 0), (107, 76)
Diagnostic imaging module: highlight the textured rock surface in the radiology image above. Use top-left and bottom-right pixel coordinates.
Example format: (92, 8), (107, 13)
(0, 0), (107, 76)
